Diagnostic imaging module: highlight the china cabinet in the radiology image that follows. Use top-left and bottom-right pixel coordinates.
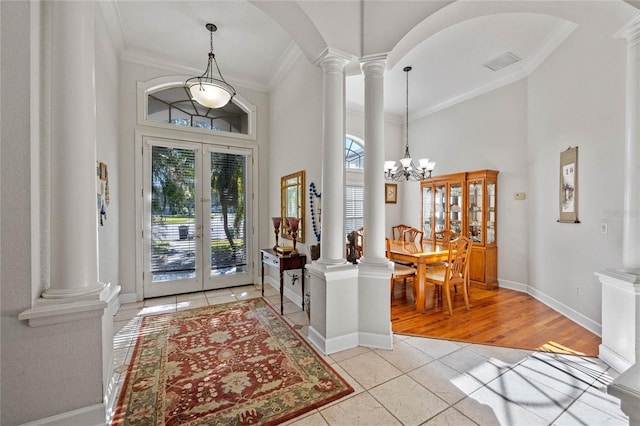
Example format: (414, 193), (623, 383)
(421, 169), (499, 288)
(421, 173), (465, 241)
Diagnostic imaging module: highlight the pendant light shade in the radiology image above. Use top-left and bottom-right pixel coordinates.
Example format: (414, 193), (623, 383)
(185, 23), (236, 109)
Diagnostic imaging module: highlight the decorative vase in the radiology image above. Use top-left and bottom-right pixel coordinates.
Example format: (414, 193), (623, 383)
(310, 244), (320, 260)
(272, 217), (282, 249)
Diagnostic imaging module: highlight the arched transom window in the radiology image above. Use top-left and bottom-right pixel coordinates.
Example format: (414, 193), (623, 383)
(147, 86), (249, 134)
(345, 137), (364, 169)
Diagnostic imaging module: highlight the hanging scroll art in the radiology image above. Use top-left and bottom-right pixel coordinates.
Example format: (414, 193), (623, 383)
(558, 147), (579, 223)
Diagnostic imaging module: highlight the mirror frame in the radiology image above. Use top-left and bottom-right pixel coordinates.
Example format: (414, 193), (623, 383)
(281, 170), (305, 243)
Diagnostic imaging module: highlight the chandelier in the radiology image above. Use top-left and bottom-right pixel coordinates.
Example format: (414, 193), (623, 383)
(185, 23), (236, 109)
(384, 66), (435, 181)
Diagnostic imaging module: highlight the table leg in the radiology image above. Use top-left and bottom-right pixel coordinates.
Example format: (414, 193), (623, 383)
(261, 253), (265, 297)
(415, 262), (426, 313)
(279, 270), (284, 315)
(301, 268), (305, 312)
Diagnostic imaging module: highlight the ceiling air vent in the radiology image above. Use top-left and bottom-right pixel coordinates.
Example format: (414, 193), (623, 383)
(483, 52), (521, 72)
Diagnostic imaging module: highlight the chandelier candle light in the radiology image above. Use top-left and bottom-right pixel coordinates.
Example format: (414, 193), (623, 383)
(185, 23), (236, 109)
(384, 66), (436, 182)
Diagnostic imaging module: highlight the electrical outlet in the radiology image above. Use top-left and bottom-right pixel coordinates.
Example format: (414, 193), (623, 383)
(576, 286), (581, 296)
(601, 223), (608, 234)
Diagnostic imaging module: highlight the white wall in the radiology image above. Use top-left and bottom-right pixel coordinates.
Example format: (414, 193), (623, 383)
(267, 54), (323, 302)
(405, 79), (530, 286)
(96, 6), (120, 289)
(527, 15), (626, 323)
(117, 61), (271, 298)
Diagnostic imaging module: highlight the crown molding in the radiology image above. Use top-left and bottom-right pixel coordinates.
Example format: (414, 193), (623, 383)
(411, 19), (576, 120)
(120, 48), (269, 93)
(522, 20), (577, 75)
(268, 41), (303, 89)
(97, 0), (126, 52)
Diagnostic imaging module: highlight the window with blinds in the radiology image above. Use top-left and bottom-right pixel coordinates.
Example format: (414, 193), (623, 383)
(345, 185), (364, 234)
(210, 151), (247, 275)
(150, 146), (197, 282)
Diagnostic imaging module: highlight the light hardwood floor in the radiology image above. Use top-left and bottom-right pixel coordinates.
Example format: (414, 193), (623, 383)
(390, 281), (601, 356)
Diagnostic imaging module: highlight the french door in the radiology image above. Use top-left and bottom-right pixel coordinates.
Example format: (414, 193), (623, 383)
(142, 137), (253, 298)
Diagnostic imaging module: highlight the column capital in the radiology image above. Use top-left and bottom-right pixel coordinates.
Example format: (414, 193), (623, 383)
(360, 55), (387, 77)
(313, 47), (352, 71)
(614, 12), (640, 47)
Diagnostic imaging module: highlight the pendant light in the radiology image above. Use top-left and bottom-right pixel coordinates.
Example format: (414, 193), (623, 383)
(185, 23), (236, 109)
(384, 66), (435, 181)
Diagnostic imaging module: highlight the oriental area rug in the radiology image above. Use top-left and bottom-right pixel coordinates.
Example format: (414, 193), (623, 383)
(112, 298), (353, 425)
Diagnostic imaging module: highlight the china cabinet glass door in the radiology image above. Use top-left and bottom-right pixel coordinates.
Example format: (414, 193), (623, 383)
(487, 182), (496, 244)
(435, 184), (446, 233)
(449, 183), (463, 235)
(468, 180), (483, 244)
(422, 185), (433, 239)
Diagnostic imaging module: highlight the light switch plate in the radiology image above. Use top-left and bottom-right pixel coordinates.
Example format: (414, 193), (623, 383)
(514, 192), (526, 200)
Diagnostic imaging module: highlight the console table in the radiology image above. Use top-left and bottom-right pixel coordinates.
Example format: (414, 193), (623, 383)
(260, 248), (306, 315)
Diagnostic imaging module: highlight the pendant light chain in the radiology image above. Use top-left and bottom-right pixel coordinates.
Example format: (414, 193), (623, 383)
(383, 65), (436, 181)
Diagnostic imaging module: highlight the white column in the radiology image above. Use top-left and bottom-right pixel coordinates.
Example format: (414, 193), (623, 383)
(44, 1), (103, 298)
(360, 56), (388, 264)
(621, 16), (640, 274)
(317, 51), (350, 265)
(605, 15), (640, 426)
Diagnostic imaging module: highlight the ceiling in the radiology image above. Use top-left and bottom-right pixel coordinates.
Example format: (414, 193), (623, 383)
(102, 1), (638, 120)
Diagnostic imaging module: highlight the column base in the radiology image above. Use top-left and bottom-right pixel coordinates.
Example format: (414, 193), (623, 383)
(42, 282), (106, 299)
(608, 363), (640, 425)
(19, 282), (119, 327)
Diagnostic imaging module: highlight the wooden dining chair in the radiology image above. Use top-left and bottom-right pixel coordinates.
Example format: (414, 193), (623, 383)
(434, 229), (460, 244)
(424, 236), (472, 315)
(354, 227), (364, 259)
(403, 227), (424, 245)
(391, 224), (411, 240)
(386, 238), (417, 301)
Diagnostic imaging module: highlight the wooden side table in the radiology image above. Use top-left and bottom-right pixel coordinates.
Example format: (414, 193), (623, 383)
(260, 248), (306, 315)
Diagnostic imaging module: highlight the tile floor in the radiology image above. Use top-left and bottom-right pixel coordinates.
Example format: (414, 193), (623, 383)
(107, 284), (629, 426)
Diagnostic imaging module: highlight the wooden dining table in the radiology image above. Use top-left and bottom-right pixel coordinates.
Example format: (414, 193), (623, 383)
(387, 240), (451, 313)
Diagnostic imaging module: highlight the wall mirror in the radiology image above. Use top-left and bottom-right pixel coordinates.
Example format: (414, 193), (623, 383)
(281, 170), (305, 243)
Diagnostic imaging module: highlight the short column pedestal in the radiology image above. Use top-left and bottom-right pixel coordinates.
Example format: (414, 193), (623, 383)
(596, 270), (639, 372)
(357, 261), (393, 350)
(306, 263), (358, 355)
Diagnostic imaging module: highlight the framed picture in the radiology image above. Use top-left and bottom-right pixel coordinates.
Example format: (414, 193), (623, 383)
(559, 147), (579, 223)
(385, 183), (397, 204)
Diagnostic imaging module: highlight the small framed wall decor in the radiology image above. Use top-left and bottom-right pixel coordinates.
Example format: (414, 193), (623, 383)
(558, 146), (579, 223)
(385, 183), (397, 204)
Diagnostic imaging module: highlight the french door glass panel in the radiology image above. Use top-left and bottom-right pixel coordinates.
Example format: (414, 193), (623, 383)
(143, 139), (252, 298)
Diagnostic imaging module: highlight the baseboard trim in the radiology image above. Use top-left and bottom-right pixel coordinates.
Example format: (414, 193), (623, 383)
(263, 276), (303, 308)
(498, 279), (528, 293)
(599, 344), (633, 374)
(527, 286), (602, 337)
(307, 326), (358, 355)
(498, 278), (602, 337)
(118, 292), (137, 305)
(19, 403), (106, 426)
(359, 331), (393, 350)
